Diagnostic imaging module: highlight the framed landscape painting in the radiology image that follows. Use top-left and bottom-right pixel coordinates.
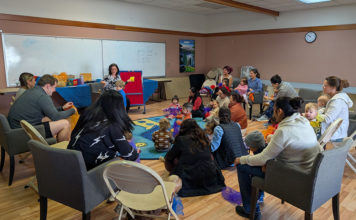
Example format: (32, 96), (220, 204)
(179, 40), (195, 72)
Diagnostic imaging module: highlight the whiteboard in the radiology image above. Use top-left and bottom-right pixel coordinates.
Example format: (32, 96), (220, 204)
(2, 34), (103, 86)
(2, 34), (166, 87)
(102, 40), (165, 78)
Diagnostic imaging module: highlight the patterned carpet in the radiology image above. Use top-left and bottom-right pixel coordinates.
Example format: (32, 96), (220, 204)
(133, 116), (206, 159)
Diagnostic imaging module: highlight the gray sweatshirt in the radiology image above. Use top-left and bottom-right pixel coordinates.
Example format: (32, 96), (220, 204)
(275, 81), (298, 100)
(8, 86), (75, 128)
(319, 92), (353, 140)
(240, 113), (321, 171)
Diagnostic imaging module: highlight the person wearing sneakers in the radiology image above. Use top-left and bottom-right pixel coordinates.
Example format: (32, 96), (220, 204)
(234, 97), (320, 219)
(240, 131), (267, 208)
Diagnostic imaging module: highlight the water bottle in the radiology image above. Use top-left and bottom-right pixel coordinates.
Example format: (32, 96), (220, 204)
(80, 75), (84, 85)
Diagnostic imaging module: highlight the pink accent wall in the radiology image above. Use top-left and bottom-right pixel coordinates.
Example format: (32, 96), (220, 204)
(1, 19), (356, 89)
(206, 30), (356, 87)
(0, 20), (207, 88)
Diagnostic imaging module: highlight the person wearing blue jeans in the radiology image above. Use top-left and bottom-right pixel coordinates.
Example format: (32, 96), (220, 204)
(234, 97), (321, 219)
(236, 164), (264, 219)
(236, 130), (266, 219)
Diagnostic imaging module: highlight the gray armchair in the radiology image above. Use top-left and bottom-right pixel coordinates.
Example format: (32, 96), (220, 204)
(28, 140), (111, 220)
(248, 84), (266, 120)
(348, 112), (356, 136)
(250, 137), (353, 220)
(298, 88), (322, 111)
(0, 114), (48, 185)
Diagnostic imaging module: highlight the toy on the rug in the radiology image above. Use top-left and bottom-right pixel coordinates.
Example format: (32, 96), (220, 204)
(163, 95), (182, 119)
(152, 118), (174, 152)
(124, 131), (141, 163)
(172, 196), (184, 216)
(221, 187), (242, 205)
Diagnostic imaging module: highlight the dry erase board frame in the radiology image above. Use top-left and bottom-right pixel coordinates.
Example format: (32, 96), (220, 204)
(1, 33), (166, 87)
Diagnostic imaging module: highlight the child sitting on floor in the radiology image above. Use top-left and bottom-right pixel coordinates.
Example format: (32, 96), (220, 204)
(235, 77), (248, 104)
(304, 103), (321, 138)
(205, 120), (217, 142)
(205, 99), (219, 123)
(152, 118), (174, 152)
(123, 131), (140, 163)
(176, 103), (192, 125)
(244, 130), (266, 203)
(173, 103), (193, 136)
(163, 95), (182, 119)
(317, 94), (330, 114)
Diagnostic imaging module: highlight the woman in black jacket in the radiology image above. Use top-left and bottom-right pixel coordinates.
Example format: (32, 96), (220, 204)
(165, 119), (225, 197)
(68, 90), (138, 170)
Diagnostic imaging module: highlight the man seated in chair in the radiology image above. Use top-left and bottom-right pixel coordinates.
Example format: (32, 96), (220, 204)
(8, 74), (75, 142)
(256, 74), (298, 121)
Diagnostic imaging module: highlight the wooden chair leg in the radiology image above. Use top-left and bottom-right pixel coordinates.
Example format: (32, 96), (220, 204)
(8, 156), (15, 186)
(305, 212), (313, 220)
(0, 147), (5, 172)
(249, 186), (259, 220)
(332, 193), (340, 220)
(82, 211), (91, 220)
(249, 105), (253, 120)
(40, 196), (48, 220)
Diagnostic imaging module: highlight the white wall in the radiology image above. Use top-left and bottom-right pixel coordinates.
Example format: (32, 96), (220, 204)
(206, 4), (356, 33)
(0, 0), (208, 33)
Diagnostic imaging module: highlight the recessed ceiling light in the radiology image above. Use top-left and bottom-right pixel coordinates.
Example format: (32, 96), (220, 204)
(299, 0), (331, 3)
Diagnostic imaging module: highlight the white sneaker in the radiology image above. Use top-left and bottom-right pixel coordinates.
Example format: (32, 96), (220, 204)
(256, 115), (269, 121)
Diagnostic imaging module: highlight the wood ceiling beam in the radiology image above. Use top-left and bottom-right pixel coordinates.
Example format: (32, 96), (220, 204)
(205, 0), (279, 17)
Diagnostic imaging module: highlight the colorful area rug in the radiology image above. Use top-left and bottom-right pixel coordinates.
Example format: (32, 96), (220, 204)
(133, 116), (206, 159)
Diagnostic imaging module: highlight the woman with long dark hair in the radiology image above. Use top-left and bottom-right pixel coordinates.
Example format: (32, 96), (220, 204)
(188, 87), (205, 117)
(234, 97), (320, 219)
(247, 68), (262, 95)
(164, 119), (225, 197)
(319, 76), (353, 141)
(68, 90), (138, 170)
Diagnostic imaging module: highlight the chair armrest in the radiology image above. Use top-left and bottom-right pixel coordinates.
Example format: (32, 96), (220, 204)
(6, 128), (31, 155)
(261, 160), (314, 202)
(83, 159), (117, 212)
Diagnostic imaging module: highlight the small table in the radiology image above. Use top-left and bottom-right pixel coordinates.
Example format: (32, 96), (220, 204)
(150, 78), (172, 101)
(0, 87), (19, 95)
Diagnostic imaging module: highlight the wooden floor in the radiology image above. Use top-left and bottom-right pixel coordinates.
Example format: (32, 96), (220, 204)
(1, 100), (356, 220)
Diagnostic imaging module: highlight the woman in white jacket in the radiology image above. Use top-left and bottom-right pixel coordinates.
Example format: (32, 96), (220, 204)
(234, 97), (321, 219)
(318, 76), (353, 141)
